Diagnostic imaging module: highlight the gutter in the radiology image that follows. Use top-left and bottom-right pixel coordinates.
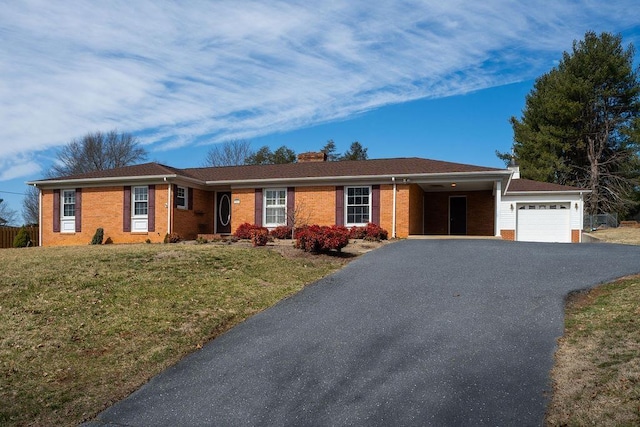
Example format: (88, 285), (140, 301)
(207, 171), (512, 188)
(505, 190), (592, 195)
(27, 174), (180, 187)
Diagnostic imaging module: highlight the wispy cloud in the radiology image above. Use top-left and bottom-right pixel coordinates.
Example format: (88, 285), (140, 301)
(1, 0), (638, 178)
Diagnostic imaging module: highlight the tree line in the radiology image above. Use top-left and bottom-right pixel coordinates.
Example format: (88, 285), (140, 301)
(12, 30), (640, 225)
(203, 139), (368, 167)
(499, 31), (640, 217)
(12, 132), (368, 225)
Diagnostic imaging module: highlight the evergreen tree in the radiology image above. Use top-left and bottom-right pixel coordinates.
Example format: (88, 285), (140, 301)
(245, 145), (296, 165)
(340, 141), (368, 161)
(320, 139), (339, 161)
(500, 31), (640, 215)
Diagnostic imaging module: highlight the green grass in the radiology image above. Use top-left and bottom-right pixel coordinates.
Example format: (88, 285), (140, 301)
(546, 277), (640, 426)
(0, 243), (345, 426)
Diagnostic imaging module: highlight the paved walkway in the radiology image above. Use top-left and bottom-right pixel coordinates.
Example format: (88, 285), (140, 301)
(86, 240), (640, 426)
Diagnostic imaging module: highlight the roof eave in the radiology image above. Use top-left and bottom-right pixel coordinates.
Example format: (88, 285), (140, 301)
(27, 174), (180, 187)
(505, 189), (591, 195)
(205, 170), (511, 187)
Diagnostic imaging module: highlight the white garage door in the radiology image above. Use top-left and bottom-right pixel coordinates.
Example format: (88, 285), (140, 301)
(517, 203), (571, 243)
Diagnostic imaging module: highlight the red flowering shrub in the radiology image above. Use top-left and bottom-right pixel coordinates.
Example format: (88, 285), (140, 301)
(295, 225), (349, 253)
(234, 223), (267, 239)
(250, 228), (269, 247)
(349, 226), (367, 239)
(164, 232), (181, 243)
(363, 223), (388, 241)
(270, 225), (292, 239)
(349, 223), (388, 241)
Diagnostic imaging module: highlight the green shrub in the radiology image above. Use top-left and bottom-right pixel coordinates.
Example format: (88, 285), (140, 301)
(90, 228), (104, 245)
(195, 236), (208, 244)
(13, 227), (31, 248)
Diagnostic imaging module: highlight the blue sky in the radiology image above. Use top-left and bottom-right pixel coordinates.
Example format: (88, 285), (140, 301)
(1, 1), (639, 223)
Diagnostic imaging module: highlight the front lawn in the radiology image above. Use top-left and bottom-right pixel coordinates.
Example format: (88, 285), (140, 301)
(547, 276), (640, 426)
(0, 243), (345, 426)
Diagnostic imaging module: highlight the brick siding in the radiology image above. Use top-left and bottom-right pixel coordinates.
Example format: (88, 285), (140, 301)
(42, 185), (169, 246)
(501, 229), (515, 241)
(424, 190), (494, 236)
(172, 188), (214, 240)
(571, 229), (580, 243)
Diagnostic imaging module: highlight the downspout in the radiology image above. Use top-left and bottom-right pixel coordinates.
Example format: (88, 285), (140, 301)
(494, 180), (501, 237)
(392, 177), (397, 239)
(165, 178), (171, 235)
(579, 191), (584, 243)
(35, 184), (42, 246)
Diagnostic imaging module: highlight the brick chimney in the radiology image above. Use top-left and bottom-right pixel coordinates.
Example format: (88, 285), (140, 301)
(297, 151), (327, 163)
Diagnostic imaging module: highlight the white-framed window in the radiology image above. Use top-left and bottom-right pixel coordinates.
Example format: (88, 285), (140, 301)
(346, 186), (371, 225)
(132, 186), (149, 232)
(60, 189), (76, 232)
(133, 186), (148, 216)
(176, 186), (187, 209)
(62, 190), (75, 217)
(264, 188), (286, 227)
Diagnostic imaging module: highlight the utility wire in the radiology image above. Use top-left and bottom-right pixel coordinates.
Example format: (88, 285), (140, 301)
(0, 190), (27, 195)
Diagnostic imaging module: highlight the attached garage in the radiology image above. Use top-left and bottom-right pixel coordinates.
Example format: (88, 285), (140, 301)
(499, 169), (588, 244)
(516, 203), (571, 243)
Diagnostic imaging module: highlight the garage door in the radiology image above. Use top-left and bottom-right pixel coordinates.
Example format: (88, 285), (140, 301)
(516, 203), (571, 243)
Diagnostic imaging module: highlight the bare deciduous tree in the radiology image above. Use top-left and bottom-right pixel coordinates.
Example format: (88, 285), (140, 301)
(0, 198), (18, 226)
(22, 186), (40, 225)
(204, 139), (254, 167)
(48, 130), (147, 177)
(287, 201), (312, 239)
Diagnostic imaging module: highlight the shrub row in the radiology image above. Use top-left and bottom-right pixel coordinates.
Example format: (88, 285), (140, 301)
(294, 225), (350, 253)
(348, 223), (389, 241)
(234, 223), (269, 240)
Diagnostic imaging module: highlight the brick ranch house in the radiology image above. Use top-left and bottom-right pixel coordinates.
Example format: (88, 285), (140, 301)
(28, 153), (588, 246)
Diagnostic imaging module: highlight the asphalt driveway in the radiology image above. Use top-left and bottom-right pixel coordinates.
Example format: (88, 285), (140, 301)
(86, 240), (640, 426)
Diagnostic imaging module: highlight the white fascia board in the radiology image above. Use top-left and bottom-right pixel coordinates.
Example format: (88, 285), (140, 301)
(28, 174), (181, 188)
(505, 190), (591, 196)
(208, 171), (511, 188)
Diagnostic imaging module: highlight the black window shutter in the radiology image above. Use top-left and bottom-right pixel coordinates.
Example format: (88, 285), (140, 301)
(188, 187), (193, 210)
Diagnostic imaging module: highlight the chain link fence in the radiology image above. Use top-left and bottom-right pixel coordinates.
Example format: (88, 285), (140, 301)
(584, 213), (618, 230)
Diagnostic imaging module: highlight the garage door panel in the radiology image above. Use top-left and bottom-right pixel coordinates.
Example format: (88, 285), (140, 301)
(517, 204), (571, 243)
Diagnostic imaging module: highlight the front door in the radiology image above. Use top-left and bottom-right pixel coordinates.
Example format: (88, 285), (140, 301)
(216, 192), (232, 234)
(449, 196), (467, 235)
